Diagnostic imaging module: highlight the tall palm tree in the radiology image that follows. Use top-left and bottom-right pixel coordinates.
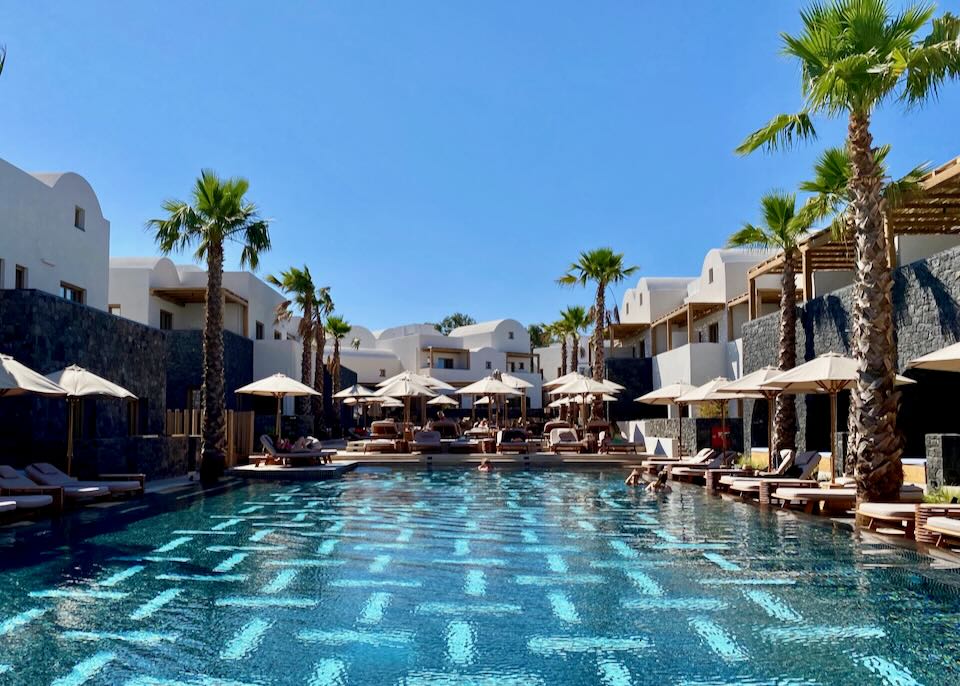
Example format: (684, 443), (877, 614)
(325, 314), (352, 412)
(267, 266), (316, 416)
(558, 248), (637, 416)
(728, 192), (813, 457)
(312, 286), (334, 427)
(800, 146), (929, 474)
(736, 0), (960, 502)
(148, 170), (271, 483)
(546, 319), (570, 421)
(560, 305), (591, 375)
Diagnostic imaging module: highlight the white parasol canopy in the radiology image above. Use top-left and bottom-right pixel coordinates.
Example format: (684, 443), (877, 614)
(236, 373), (320, 438)
(374, 378), (436, 427)
(456, 377), (522, 397)
(0, 354), (67, 397)
(428, 395), (459, 407)
(907, 341), (960, 373)
(548, 376), (615, 396)
(500, 373), (534, 389)
(543, 371), (589, 388)
(377, 371), (454, 392)
(635, 383), (696, 405)
(675, 377), (736, 404)
(333, 383), (376, 399)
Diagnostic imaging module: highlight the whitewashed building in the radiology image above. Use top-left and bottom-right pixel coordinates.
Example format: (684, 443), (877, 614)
(0, 157), (110, 310)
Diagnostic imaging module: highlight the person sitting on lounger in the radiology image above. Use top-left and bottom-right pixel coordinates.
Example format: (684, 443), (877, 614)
(478, 458), (493, 472)
(625, 468), (643, 486)
(646, 470), (671, 493)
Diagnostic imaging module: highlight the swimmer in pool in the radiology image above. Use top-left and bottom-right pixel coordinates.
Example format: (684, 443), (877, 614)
(625, 468), (643, 486)
(646, 470), (671, 493)
(478, 458), (493, 472)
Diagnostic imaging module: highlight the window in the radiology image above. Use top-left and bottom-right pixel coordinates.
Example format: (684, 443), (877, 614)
(708, 322), (719, 343)
(74, 206), (86, 230)
(438, 358), (453, 370)
(638, 293), (643, 306)
(708, 268), (714, 284)
(379, 368), (386, 378)
(485, 361), (492, 370)
(639, 340), (646, 358)
(273, 331), (281, 340)
(108, 304), (121, 316)
(14, 265), (27, 289)
(59, 282), (85, 304)
(557, 367), (561, 377)
(509, 362), (516, 372)
(625, 303), (629, 315)
(518, 362), (525, 371)
(160, 310), (173, 330)
(255, 321), (264, 340)
(127, 399), (139, 436)
(508, 331), (514, 340)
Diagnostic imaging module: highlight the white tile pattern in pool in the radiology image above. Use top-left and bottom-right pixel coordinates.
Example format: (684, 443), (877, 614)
(0, 470), (957, 684)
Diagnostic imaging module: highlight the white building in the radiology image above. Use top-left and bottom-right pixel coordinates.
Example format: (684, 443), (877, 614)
(332, 319), (544, 409)
(0, 157), (110, 310)
(615, 248), (780, 417)
(535, 336), (592, 385)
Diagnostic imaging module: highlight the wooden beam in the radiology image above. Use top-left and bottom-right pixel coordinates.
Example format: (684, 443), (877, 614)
(885, 216), (897, 269)
(748, 276), (757, 321)
(686, 303), (693, 345)
(802, 247), (813, 302)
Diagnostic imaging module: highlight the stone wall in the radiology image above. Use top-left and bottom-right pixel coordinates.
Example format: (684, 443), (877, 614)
(605, 357), (654, 422)
(165, 329), (253, 411)
(742, 244), (960, 458)
(0, 290), (168, 470)
(642, 417), (743, 454)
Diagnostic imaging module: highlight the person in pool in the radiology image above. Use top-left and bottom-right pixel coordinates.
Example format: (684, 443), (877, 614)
(646, 470), (671, 493)
(478, 458), (493, 472)
(625, 468), (643, 486)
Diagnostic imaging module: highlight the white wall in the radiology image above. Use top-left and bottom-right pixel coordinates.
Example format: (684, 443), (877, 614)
(0, 158), (110, 309)
(896, 235), (960, 267)
(254, 339), (303, 413)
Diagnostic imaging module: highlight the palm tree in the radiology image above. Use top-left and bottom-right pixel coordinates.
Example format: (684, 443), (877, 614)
(736, 0), (960, 502)
(800, 146), (929, 475)
(728, 192), (813, 457)
(560, 305), (591, 375)
(148, 170), (271, 483)
(312, 286), (334, 427)
(0, 46), (6, 77)
(267, 266), (316, 416)
(325, 314), (352, 412)
(435, 313), (476, 335)
(558, 248), (637, 416)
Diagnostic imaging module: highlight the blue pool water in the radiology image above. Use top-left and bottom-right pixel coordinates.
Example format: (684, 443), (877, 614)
(1, 468), (960, 685)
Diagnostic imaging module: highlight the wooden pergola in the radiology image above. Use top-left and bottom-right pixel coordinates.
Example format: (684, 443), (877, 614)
(648, 301), (725, 354)
(150, 287), (250, 336)
(745, 154), (960, 320)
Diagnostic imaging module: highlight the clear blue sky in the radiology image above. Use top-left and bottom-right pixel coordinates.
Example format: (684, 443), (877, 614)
(3, 1), (959, 329)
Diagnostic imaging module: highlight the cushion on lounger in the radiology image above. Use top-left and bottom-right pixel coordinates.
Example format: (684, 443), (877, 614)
(10, 494), (54, 509)
(926, 516), (960, 536)
(26, 464), (75, 486)
(0, 501), (16, 513)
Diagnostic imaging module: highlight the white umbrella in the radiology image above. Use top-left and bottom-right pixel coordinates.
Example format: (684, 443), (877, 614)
(428, 395), (459, 406)
(374, 378), (436, 427)
(761, 352), (915, 478)
(676, 378), (735, 452)
(377, 371), (454, 392)
(501, 373), (533, 424)
(236, 373), (320, 439)
(547, 397), (570, 409)
(0, 354), (67, 397)
(636, 382), (697, 456)
(720, 367), (781, 464)
(906, 341), (960, 372)
(334, 384), (376, 427)
(548, 377), (614, 396)
(474, 396), (492, 406)
(543, 371), (589, 389)
(380, 397), (404, 408)
(456, 375), (521, 425)
(47, 365), (137, 475)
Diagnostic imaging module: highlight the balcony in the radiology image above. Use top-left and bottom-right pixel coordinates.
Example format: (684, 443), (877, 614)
(652, 342), (741, 387)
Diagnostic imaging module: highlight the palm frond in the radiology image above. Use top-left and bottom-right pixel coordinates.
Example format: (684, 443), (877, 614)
(736, 112), (818, 155)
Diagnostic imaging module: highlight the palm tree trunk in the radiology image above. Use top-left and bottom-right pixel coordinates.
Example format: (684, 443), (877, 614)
(560, 338), (568, 422)
(313, 327), (326, 431)
(592, 283), (606, 419)
(772, 249), (798, 456)
(331, 339), (342, 428)
(200, 242), (227, 484)
(848, 112), (903, 503)
(570, 334), (579, 375)
(298, 300), (313, 417)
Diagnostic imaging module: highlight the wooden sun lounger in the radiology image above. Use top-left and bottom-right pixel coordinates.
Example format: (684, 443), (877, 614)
(728, 479), (819, 504)
(604, 442), (642, 455)
(915, 504), (960, 545)
(363, 440), (398, 454)
(774, 485), (924, 515)
(922, 515), (960, 547)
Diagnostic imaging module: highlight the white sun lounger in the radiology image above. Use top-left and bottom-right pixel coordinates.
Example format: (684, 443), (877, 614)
(26, 463), (142, 497)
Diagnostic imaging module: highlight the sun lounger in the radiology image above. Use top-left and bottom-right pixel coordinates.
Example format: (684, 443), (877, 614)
(668, 451), (737, 481)
(721, 452), (822, 494)
(362, 439), (398, 454)
(550, 428), (586, 454)
(641, 448), (715, 472)
(253, 435), (333, 466)
(922, 515), (960, 547)
(26, 463), (144, 497)
(773, 484), (924, 514)
(410, 431), (442, 453)
(854, 502), (957, 537)
(448, 438), (481, 454)
(598, 431), (642, 454)
(497, 429), (530, 454)
(0, 465), (67, 510)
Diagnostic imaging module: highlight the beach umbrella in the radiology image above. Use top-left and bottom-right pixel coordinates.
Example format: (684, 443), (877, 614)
(720, 367), (781, 466)
(427, 395), (459, 406)
(46, 365), (137, 476)
(236, 373), (320, 439)
(501, 373), (533, 424)
(636, 382), (696, 456)
(543, 371), (590, 389)
(374, 378), (436, 428)
(334, 384), (376, 427)
(907, 342), (960, 373)
(377, 371), (454, 392)
(761, 352), (915, 478)
(456, 375), (521, 425)
(0, 354), (67, 397)
(548, 376), (613, 396)
(676, 378), (736, 452)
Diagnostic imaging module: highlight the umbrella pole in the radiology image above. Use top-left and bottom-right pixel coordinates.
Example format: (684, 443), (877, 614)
(66, 398), (76, 476)
(276, 395), (282, 439)
(721, 401), (727, 453)
(677, 402), (683, 458)
(829, 391), (837, 484)
(521, 393), (527, 427)
(767, 392), (775, 469)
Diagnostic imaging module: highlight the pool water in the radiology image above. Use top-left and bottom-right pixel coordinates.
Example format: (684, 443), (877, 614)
(1, 469), (960, 685)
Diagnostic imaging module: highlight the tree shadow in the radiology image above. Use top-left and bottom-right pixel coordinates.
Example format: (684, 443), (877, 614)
(802, 294), (850, 361)
(898, 262), (960, 339)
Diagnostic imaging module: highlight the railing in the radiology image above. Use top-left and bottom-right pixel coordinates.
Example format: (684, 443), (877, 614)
(164, 409), (255, 466)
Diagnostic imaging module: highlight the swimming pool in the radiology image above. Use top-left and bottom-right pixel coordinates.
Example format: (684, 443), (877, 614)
(1, 468), (959, 685)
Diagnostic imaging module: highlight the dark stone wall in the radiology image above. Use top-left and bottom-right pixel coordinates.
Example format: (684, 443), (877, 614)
(0, 290), (167, 470)
(742, 244), (960, 458)
(164, 329), (253, 411)
(605, 357), (655, 422)
(642, 417), (743, 454)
